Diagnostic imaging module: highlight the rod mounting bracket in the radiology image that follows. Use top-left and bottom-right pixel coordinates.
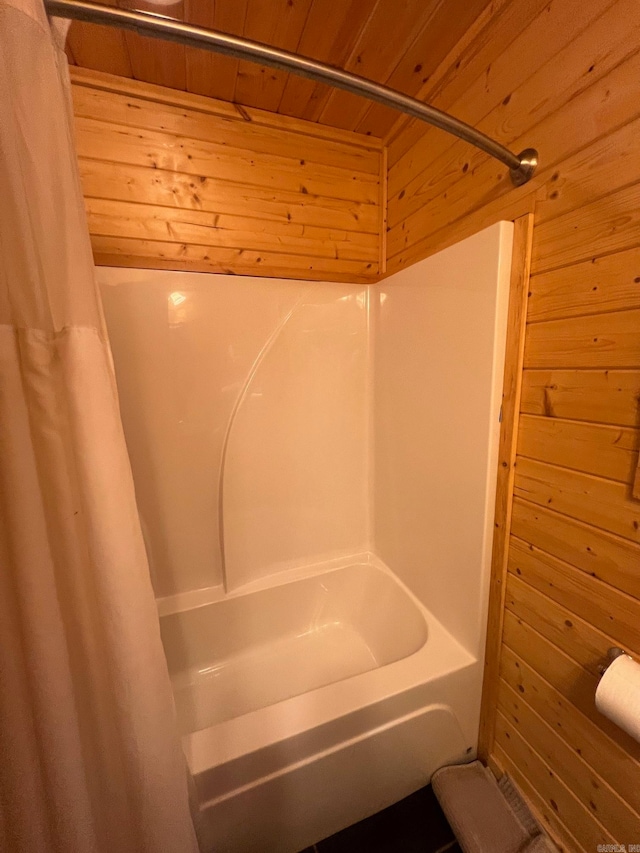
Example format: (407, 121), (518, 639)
(510, 148), (538, 187)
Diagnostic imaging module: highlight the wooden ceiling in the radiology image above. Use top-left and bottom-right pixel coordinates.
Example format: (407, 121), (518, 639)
(65, 0), (490, 139)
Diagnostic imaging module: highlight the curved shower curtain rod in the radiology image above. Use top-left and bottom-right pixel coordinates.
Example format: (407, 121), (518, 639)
(45, 0), (538, 186)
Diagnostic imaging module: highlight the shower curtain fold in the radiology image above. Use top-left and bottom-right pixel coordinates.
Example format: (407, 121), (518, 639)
(0, 1), (199, 851)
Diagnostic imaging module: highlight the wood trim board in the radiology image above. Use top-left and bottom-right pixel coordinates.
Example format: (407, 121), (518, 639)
(478, 212), (535, 760)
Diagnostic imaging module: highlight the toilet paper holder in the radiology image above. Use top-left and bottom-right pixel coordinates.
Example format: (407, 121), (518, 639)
(598, 646), (627, 676)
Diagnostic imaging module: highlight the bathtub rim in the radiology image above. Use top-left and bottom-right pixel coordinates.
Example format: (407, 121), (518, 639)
(157, 549), (382, 617)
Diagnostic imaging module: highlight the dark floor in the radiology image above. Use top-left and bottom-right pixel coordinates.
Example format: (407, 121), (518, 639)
(299, 785), (461, 853)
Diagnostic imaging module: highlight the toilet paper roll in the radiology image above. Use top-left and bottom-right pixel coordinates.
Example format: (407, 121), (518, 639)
(595, 654), (640, 744)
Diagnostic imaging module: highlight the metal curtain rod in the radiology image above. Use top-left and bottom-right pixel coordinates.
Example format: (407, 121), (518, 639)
(45, 0), (538, 186)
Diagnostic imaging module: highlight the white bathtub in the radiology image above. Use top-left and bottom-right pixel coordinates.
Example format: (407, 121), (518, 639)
(159, 556), (481, 853)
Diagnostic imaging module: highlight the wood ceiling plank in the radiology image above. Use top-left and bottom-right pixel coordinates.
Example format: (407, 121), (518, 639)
(298, 0), (382, 124)
(317, 0), (445, 133)
(66, 6), (132, 78)
(118, 0), (186, 90)
(354, 0), (489, 138)
(234, 0), (314, 113)
(184, 0), (248, 101)
(276, 0), (377, 120)
(387, 0), (627, 226)
(384, 0), (514, 159)
(64, 1), (497, 135)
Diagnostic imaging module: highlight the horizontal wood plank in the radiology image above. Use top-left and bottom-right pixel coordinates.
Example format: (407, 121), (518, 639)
(69, 67), (383, 150)
(71, 83), (381, 174)
(502, 609), (640, 759)
(517, 414), (639, 482)
(387, 13), (640, 256)
(505, 562), (640, 671)
(500, 645), (640, 818)
(527, 247), (640, 322)
(70, 71), (383, 281)
(91, 235), (377, 278)
(493, 744), (584, 853)
(74, 117), (379, 205)
(532, 183), (640, 274)
(388, 40), (640, 274)
(494, 712), (613, 850)
(77, 159), (378, 234)
(520, 369), (640, 426)
(84, 198), (378, 261)
(511, 498), (640, 599)
(386, 0), (640, 837)
(388, 0), (627, 203)
(523, 309), (640, 369)
(497, 678), (640, 841)
(514, 456), (640, 543)
(533, 115), (640, 228)
(527, 249), (640, 322)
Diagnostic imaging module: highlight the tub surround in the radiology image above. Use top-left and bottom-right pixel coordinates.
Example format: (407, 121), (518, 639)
(99, 273), (368, 599)
(98, 221), (513, 852)
(373, 225), (512, 656)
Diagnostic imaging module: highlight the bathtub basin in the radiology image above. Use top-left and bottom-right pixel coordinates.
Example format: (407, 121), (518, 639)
(161, 561), (429, 731)
(159, 557), (481, 853)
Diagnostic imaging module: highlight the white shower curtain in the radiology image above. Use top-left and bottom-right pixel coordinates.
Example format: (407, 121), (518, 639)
(0, 1), (200, 851)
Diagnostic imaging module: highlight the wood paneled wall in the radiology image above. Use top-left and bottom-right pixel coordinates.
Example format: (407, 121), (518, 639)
(69, 68), (384, 283)
(386, 0), (640, 849)
(70, 6), (640, 843)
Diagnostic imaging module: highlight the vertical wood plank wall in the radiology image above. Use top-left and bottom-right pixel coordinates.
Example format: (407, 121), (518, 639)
(385, 0), (640, 849)
(69, 68), (383, 283)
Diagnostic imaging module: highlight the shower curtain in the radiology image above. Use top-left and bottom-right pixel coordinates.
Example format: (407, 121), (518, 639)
(0, 1), (199, 851)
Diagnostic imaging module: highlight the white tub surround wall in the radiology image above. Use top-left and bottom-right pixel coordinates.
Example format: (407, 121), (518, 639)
(99, 273), (368, 598)
(222, 286), (369, 589)
(97, 221), (513, 853)
(373, 222), (513, 658)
